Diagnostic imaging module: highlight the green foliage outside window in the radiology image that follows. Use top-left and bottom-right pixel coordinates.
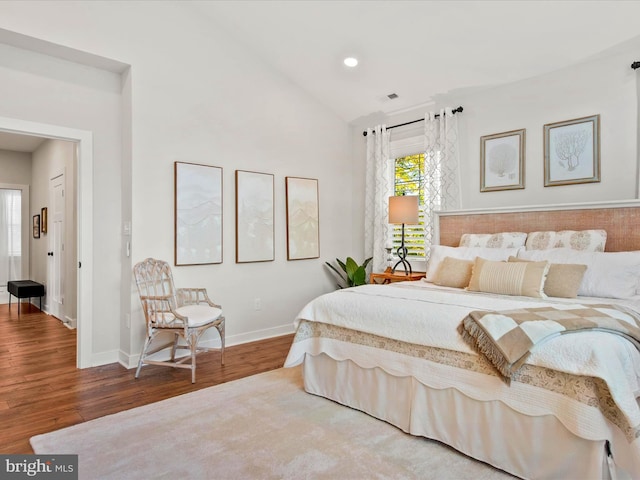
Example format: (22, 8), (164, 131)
(393, 153), (425, 258)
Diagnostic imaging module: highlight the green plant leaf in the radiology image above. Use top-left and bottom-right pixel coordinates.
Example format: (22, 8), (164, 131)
(324, 262), (347, 286)
(352, 266), (366, 286)
(345, 257), (359, 285)
(336, 258), (347, 273)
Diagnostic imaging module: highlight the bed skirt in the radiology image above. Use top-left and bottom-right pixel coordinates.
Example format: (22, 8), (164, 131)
(302, 352), (621, 480)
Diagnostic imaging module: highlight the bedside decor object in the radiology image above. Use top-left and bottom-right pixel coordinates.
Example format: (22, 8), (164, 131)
(174, 161), (223, 266)
(286, 177), (319, 260)
(235, 170), (274, 263)
(480, 129), (525, 192)
(388, 195), (419, 275)
(544, 114), (600, 186)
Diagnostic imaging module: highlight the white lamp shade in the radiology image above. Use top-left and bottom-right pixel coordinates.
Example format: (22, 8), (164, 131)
(388, 195), (419, 224)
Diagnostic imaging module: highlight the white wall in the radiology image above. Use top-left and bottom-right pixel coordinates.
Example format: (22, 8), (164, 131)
(31, 139), (77, 322)
(0, 149), (31, 184)
(0, 1), (353, 366)
(351, 37), (640, 260)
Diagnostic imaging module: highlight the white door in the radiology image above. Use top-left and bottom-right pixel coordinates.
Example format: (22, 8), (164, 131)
(48, 173), (65, 320)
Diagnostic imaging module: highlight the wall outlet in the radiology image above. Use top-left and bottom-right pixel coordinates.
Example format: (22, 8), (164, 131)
(254, 298), (261, 311)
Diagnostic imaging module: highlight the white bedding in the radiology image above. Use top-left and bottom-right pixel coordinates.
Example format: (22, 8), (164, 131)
(284, 281), (640, 475)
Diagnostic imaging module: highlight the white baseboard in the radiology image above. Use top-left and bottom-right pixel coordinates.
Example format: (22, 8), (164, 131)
(65, 315), (77, 329)
(92, 349), (120, 367)
(117, 323), (295, 370)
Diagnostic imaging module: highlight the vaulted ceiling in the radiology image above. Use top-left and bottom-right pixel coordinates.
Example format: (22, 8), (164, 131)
(191, 0), (640, 124)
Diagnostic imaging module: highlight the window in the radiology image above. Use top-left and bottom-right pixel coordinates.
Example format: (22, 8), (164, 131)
(0, 188), (22, 287)
(392, 153), (425, 258)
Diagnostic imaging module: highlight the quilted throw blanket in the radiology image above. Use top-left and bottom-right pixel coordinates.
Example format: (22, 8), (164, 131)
(460, 303), (640, 380)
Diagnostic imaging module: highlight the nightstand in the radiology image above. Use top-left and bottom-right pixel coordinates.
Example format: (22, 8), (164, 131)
(369, 267), (426, 284)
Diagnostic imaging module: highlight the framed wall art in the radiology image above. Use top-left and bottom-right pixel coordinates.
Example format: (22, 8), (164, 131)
(480, 129), (525, 192)
(235, 170), (274, 263)
(33, 214), (40, 239)
(41, 207), (48, 234)
(174, 161), (223, 266)
(285, 176), (319, 260)
(544, 114), (600, 187)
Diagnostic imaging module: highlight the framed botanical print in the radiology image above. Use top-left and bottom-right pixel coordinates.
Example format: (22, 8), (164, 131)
(285, 177), (319, 260)
(544, 114), (600, 187)
(480, 129), (525, 192)
(235, 170), (275, 263)
(174, 161), (223, 265)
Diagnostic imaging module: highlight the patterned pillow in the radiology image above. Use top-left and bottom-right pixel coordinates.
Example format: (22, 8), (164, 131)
(467, 257), (549, 298)
(525, 230), (606, 252)
(459, 232), (527, 248)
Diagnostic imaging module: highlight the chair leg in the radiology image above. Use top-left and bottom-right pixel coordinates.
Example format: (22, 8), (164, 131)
(216, 319), (225, 366)
(171, 333), (179, 361)
(190, 332), (198, 384)
(135, 335), (152, 379)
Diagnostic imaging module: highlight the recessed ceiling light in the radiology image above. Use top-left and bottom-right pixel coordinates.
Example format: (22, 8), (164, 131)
(343, 57), (358, 67)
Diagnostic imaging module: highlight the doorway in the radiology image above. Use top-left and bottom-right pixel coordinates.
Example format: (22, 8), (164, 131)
(0, 116), (93, 368)
(47, 171), (65, 322)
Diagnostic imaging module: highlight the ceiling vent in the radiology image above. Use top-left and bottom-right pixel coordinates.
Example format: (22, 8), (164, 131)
(387, 93), (398, 99)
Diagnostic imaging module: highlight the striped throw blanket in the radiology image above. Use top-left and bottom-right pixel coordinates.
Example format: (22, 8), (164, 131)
(459, 303), (640, 380)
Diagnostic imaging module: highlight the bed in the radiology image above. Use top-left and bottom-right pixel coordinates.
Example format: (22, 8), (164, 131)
(284, 201), (640, 480)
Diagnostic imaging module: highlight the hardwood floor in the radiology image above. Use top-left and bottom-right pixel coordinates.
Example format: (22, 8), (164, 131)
(0, 303), (294, 453)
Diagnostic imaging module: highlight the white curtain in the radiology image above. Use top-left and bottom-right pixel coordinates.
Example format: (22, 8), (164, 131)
(424, 108), (461, 256)
(0, 189), (21, 288)
(364, 125), (393, 273)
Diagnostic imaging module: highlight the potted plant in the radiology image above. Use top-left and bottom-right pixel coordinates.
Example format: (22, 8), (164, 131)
(324, 256), (373, 288)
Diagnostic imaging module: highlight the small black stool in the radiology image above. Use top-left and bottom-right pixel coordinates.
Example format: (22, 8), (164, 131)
(8, 280), (45, 315)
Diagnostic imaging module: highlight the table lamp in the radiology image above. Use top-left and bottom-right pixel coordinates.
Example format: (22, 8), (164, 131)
(388, 195), (419, 275)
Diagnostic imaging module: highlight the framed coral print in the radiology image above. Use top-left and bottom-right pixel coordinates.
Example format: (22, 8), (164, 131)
(544, 114), (600, 187)
(285, 177), (319, 260)
(235, 170), (274, 263)
(480, 129), (525, 192)
(174, 161), (223, 266)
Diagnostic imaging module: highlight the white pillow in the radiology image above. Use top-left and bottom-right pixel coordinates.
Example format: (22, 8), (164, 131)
(426, 245), (522, 282)
(517, 248), (640, 299)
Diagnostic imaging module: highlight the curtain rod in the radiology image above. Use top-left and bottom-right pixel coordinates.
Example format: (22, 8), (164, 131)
(362, 106), (463, 137)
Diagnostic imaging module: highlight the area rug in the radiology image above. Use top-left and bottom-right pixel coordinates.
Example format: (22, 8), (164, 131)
(31, 366), (514, 479)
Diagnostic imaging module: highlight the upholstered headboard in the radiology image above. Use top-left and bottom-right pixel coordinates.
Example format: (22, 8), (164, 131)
(434, 200), (640, 252)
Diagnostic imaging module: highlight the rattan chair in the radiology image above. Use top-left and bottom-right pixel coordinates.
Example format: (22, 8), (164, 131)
(133, 258), (225, 383)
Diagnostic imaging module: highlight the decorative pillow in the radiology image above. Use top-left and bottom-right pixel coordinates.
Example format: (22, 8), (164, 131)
(508, 256), (587, 298)
(459, 232), (527, 249)
(517, 248), (640, 299)
(425, 245), (522, 282)
(467, 257), (549, 298)
(433, 257), (474, 288)
(525, 230), (607, 252)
